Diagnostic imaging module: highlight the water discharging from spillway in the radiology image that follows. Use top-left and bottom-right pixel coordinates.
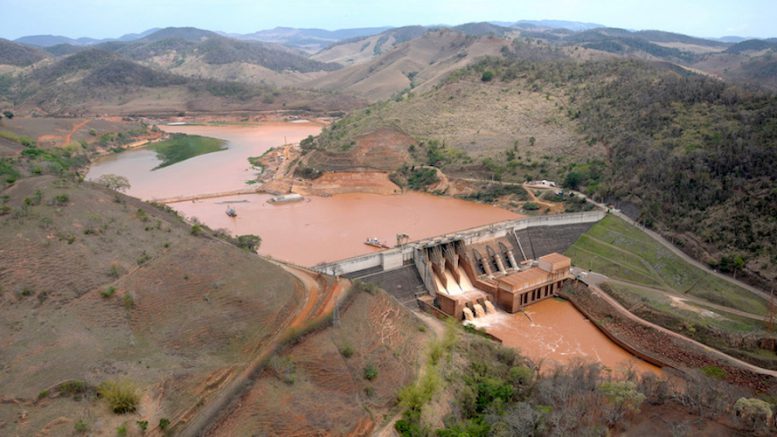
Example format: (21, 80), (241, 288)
(434, 265), (478, 296)
(473, 303), (486, 318)
(484, 300), (496, 314)
(463, 307), (474, 321)
(444, 270), (463, 294)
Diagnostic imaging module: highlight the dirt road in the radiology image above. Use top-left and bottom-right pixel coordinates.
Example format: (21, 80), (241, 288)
(64, 119), (90, 145)
(572, 190), (770, 300)
(605, 278), (769, 322)
(574, 269), (777, 378)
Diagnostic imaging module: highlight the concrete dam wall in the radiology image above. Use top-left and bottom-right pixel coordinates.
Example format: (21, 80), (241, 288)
(314, 210), (605, 277)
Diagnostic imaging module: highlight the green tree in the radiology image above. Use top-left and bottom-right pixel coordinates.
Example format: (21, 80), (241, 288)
(2, 111), (13, 120)
(563, 171), (583, 190)
(481, 71), (494, 82)
(95, 174), (131, 192)
(236, 234), (262, 253)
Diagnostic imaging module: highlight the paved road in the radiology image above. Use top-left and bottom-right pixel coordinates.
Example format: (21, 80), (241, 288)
(573, 268), (777, 378)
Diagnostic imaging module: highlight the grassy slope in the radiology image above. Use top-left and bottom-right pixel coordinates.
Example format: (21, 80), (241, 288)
(0, 176), (301, 435)
(566, 215), (777, 368)
(566, 215), (766, 314)
(150, 133), (226, 168)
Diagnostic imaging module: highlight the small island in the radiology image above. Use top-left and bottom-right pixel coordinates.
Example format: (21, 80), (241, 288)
(151, 133), (227, 169)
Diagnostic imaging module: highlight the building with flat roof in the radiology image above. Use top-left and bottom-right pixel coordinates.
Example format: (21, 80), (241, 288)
(493, 252), (571, 313)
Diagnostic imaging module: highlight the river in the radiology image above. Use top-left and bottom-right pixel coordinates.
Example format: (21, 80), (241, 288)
(87, 122), (521, 265)
(468, 298), (662, 374)
(86, 122), (322, 200)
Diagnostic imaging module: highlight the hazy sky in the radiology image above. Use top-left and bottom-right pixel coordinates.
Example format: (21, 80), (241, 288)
(1, 0), (775, 40)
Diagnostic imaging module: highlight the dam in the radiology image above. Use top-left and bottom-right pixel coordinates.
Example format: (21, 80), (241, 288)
(315, 210), (603, 320)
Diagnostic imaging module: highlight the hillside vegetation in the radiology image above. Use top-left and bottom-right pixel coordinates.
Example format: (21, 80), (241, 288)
(0, 176), (302, 435)
(1, 48), (362, 116)
(0, 38), (48, 66)
(150, 133), (226, 168)
(566, 215), (777, 369)
(304, 40), (776, 289)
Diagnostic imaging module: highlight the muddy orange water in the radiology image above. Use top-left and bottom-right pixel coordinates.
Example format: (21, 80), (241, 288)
(469, 298), (661, 375)
(173, 192), (520, 265)
(86, 122), (322, 200)
(87, 123), (521, 265)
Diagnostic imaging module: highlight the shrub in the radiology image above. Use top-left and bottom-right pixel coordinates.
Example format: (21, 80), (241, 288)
(294, 166), (322, 180)
(52, 194), (69, 206)
(136, 251), (151, 265)
(481, 70), (494, 82)
(101, 286), (116, 298)
(522, 202), (540, 211)
(363, 363), (378, 381)
(190, 223), (204, 236)
(74, 419), (89, 433)
(108, 263), (123, 279)
(123, 293), (135, 309)
(352, 280), (379, 294)
(340, 345), (354, 358)
(98, 380), (139, 414)
(510, 365), (534, 387)
(159, 418), (170, 430)
(117, 423), (127, 436)
(268, 355), (296, 385)
(136, 420), (149, 433)
(733, 397), (773, 434)
(58, 380), (89, 397)
(236, 234), (262, 252)
(701, 365), (727, 380)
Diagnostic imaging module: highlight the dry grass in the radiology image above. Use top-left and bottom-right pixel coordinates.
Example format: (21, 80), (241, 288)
(210, 291), (430, 436)
(0, 176), (303, 435)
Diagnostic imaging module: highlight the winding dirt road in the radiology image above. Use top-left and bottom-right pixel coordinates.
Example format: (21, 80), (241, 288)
(575, 269), (777, 378)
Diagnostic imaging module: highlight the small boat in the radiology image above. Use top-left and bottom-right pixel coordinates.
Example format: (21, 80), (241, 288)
(364, 237), (390, 249)
(226, 207), (237, 217)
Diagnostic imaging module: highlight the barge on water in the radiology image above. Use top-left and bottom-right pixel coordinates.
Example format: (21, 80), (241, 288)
(269, 193), (304, 204)
(364, 237), (390, 249)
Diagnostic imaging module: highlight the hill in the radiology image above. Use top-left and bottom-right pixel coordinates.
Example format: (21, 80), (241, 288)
(0, 38), (48, 66)
(14, 29), (158, 47)
(92, 27), (343, 87)
(2, 48), (361, 116)
(0, 174), (308, 435)
(15, 34), (102, 47)
(236, 26), (391, 51)
(307, 28), (510, 101)
(312, 26), (429, 66)
(302, 44), (777, 290)
(725, 39), (777, 54)
(513, 19), (603, 31)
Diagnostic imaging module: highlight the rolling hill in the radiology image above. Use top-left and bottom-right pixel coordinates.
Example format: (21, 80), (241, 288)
(234, 26), (392, 51)
(0, 174), (305, 435)
(0, 38), (48, 66)
(302, 41), (777, 290)
(307, 28), (511, 101)
(90, 27), (344, 87)
(2, 48), (361, 116)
